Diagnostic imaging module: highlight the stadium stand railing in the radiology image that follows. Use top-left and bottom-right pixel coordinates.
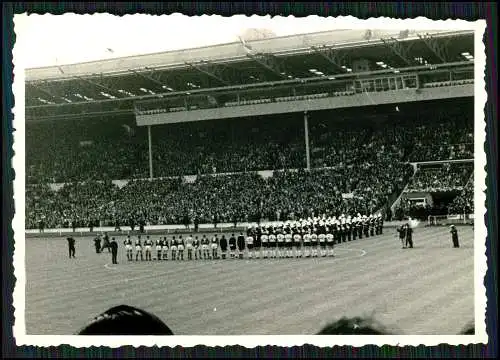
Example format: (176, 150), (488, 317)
(135, 73), (474, 116)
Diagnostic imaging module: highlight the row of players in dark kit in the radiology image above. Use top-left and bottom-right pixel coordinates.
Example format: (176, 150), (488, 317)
(120, 214), (384, 261)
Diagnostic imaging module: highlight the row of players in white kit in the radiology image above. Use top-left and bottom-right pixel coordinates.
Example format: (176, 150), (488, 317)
(123, 233), (338, 261)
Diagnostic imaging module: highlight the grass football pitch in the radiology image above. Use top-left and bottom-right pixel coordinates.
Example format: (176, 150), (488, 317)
(25, 226), (474, 335)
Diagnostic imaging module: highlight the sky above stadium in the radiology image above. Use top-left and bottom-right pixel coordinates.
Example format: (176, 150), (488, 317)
(15, 13), (343, 68)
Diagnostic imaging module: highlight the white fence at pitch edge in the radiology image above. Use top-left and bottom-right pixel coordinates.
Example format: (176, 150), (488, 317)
(25, 219), (469, 238)
(427, 214), (474, 226)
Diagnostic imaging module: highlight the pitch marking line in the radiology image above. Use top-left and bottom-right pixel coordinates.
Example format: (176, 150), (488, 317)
(333, 248), (367, 259)
(104, 263), (118, 270)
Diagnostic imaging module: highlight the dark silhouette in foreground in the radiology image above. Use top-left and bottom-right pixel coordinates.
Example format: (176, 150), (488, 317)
(317, 316), (475, 335)
(77, 305), (174, 335)
(317, 316), (392, 335)
(459, 321), (475, 335)
(77, 306), (474, 336)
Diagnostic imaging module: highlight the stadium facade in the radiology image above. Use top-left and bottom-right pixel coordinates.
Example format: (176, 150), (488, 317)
(25, 29), (474, 230)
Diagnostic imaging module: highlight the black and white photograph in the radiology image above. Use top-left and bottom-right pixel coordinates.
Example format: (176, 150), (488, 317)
(12, 14), (487, 347)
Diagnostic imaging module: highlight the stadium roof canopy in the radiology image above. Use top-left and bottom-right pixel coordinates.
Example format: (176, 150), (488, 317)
(25, 29), (474, 121)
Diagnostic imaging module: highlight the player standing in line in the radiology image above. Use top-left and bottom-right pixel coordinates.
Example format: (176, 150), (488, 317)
(333, 221), (340, 244)
(210, 234), (219, 260)
(124, 235), (133, 261)
(318, 232), (326, 257)
(219, 234), (228, 259)
(246, 226), (254, 259)
(368, 215), (374, 237)
(311, 231), (318, 257)
(170, 236), (178, 261)
(232, 233), (238, 258)
(285, 228), (293, 258)
(193, 236), (200, 260)
(326, 229), (335, 257)
(277, 230), (285, 258)
(378, 214), (384, 235)
(284, 226), (292, 258)
(144, 235), (153, 261)
(177, 235), (185, 260)
(341, 223), (348, 243)
(155, 237), (163, 260)
(197, 235), (204, 259)
(303, 230), (311, 257)
(246, 232), (254, 259)
(135, 235), (143, 261)
(253, 226), (261, 259)
(292, 228), (301, 258)
(374, 214), (379, 235)
(268, 230), (277, 259)
(186, 234), (193, 260)
(211, 234), (219, 260)
(202, 235), (210, 259)
(162, 236), (169, 260)
(260, 229), (269, 258)
(351, 218), (357, 241)
(363, 216), (370, 238)
(346, 220), (352, 242)
(237, 232), (245, 259)
(358, 217), (364, 240)
(228, 234), (236, 259)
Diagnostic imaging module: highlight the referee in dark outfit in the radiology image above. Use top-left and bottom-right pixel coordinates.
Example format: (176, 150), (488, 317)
(405, 224), (414, 248)
(94, 235), (102, 254)
(450, 225), (460, 248)
(110, 237), (119, 264)
(67, 237), (76, 258)
(397, 225), (406, 248)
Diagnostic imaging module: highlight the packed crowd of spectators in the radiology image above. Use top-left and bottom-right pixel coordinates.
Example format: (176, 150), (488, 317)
(26, 181), (120, 229)
(28, 160), (413, 229)
(406, 104), (474, 162)
(26, 116), (306, 183)
(151, 119), (305, 176)
(26, 100), (473, 183)
(26, 98), (474, 229)
(26, 118), (148, 183)
(405, 163), (473, 193)
(448, 174), (474, 214)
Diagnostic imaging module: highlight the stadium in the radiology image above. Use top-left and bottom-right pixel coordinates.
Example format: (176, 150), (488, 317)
(25, 28), (475, 335)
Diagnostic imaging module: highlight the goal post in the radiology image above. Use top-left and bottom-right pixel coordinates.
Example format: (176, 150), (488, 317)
(427, 214), (474, 226)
